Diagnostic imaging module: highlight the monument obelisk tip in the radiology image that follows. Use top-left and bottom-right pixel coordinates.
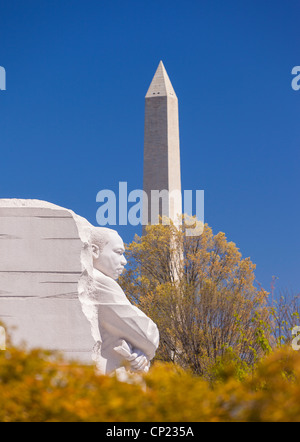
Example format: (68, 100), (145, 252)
(146, 61), (177, 98)
(143, 62), (182, 227)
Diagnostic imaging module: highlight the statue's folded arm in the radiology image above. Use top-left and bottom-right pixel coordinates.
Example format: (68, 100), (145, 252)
(98, 303), (159, 361)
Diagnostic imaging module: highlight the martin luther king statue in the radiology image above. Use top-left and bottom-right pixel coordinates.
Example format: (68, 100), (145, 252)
(79, 226), (159, 376)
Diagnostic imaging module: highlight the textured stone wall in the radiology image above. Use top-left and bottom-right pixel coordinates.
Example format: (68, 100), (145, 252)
(0, 200), (94, 363)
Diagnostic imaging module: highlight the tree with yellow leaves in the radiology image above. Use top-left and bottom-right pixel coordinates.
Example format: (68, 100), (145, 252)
(120, 221), (271, 379)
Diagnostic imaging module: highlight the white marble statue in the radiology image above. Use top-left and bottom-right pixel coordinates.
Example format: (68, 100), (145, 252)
(0, 199), (159, 375)
(80, 227), (160, 375)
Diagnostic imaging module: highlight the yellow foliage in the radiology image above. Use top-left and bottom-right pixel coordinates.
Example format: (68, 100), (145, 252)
(120, 222), (271, 376)
(1, 340), (300, 422)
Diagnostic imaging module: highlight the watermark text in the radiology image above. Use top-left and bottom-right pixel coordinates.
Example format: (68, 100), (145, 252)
(291, 66), (300, 91)
(0, 66), (6, 91)
(292, 326), (300, 351)
(96, 182), (204, 237)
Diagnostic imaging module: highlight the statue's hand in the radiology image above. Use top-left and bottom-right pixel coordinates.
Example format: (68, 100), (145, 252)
(113, 340), (150, 373)
(129, 349), (150, 373)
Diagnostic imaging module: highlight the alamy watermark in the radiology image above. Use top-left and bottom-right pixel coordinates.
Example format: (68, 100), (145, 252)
(292, 326), (300, 351)
(96, 182), (204, 237)
(0, 326), (6, 350)
(291, 66), (300, 91)
(0, 66), (6, 91)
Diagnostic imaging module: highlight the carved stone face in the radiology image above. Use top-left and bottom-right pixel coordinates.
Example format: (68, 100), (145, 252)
(92, 232), (127, 280)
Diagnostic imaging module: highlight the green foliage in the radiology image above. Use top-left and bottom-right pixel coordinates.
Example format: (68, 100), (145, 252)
(206, 346), (253, 384)
(269, 291), (300, 347)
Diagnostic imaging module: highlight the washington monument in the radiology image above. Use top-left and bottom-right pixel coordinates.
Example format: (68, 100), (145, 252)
(143, 61), (182, 227)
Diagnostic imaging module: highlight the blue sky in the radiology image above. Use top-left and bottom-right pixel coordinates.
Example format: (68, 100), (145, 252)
(0, 0), (299, 294)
